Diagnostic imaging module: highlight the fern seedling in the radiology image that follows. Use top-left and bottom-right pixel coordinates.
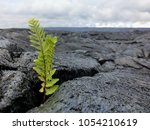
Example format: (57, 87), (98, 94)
(28, 18), (59, 101)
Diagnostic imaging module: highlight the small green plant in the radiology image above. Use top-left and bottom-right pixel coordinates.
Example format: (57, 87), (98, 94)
(28, 18), (59, 101)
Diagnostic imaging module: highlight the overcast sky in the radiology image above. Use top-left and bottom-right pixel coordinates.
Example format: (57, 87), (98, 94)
(0, 0), (150, 28)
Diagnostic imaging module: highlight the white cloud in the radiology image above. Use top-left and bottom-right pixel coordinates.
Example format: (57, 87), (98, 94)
(0, 0), (150, 28)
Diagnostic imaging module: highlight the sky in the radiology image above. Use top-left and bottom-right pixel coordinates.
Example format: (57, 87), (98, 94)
(0, 0), (150, 28)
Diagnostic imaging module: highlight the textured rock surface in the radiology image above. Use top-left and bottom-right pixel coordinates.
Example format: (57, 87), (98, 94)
(115, 56), (141, 69)
(0, 71), (38, 112)
(0, 49), (17, 70)
(29, 69), (150, 113)
(54, 51), (100, 82)
(0, 28), (150, 112)
(0, 39), (10, 48)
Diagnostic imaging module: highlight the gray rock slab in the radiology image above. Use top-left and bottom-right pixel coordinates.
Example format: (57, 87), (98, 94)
(28, 69), (150, 113)
(0, 71), (38, 112)
(54, 51), (100, 81)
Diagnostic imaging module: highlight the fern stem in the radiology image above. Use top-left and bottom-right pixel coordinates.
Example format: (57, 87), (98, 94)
(36, 29), (47, 102)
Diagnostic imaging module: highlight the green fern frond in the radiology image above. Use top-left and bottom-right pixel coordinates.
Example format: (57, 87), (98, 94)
(28, 18), (59, 101)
